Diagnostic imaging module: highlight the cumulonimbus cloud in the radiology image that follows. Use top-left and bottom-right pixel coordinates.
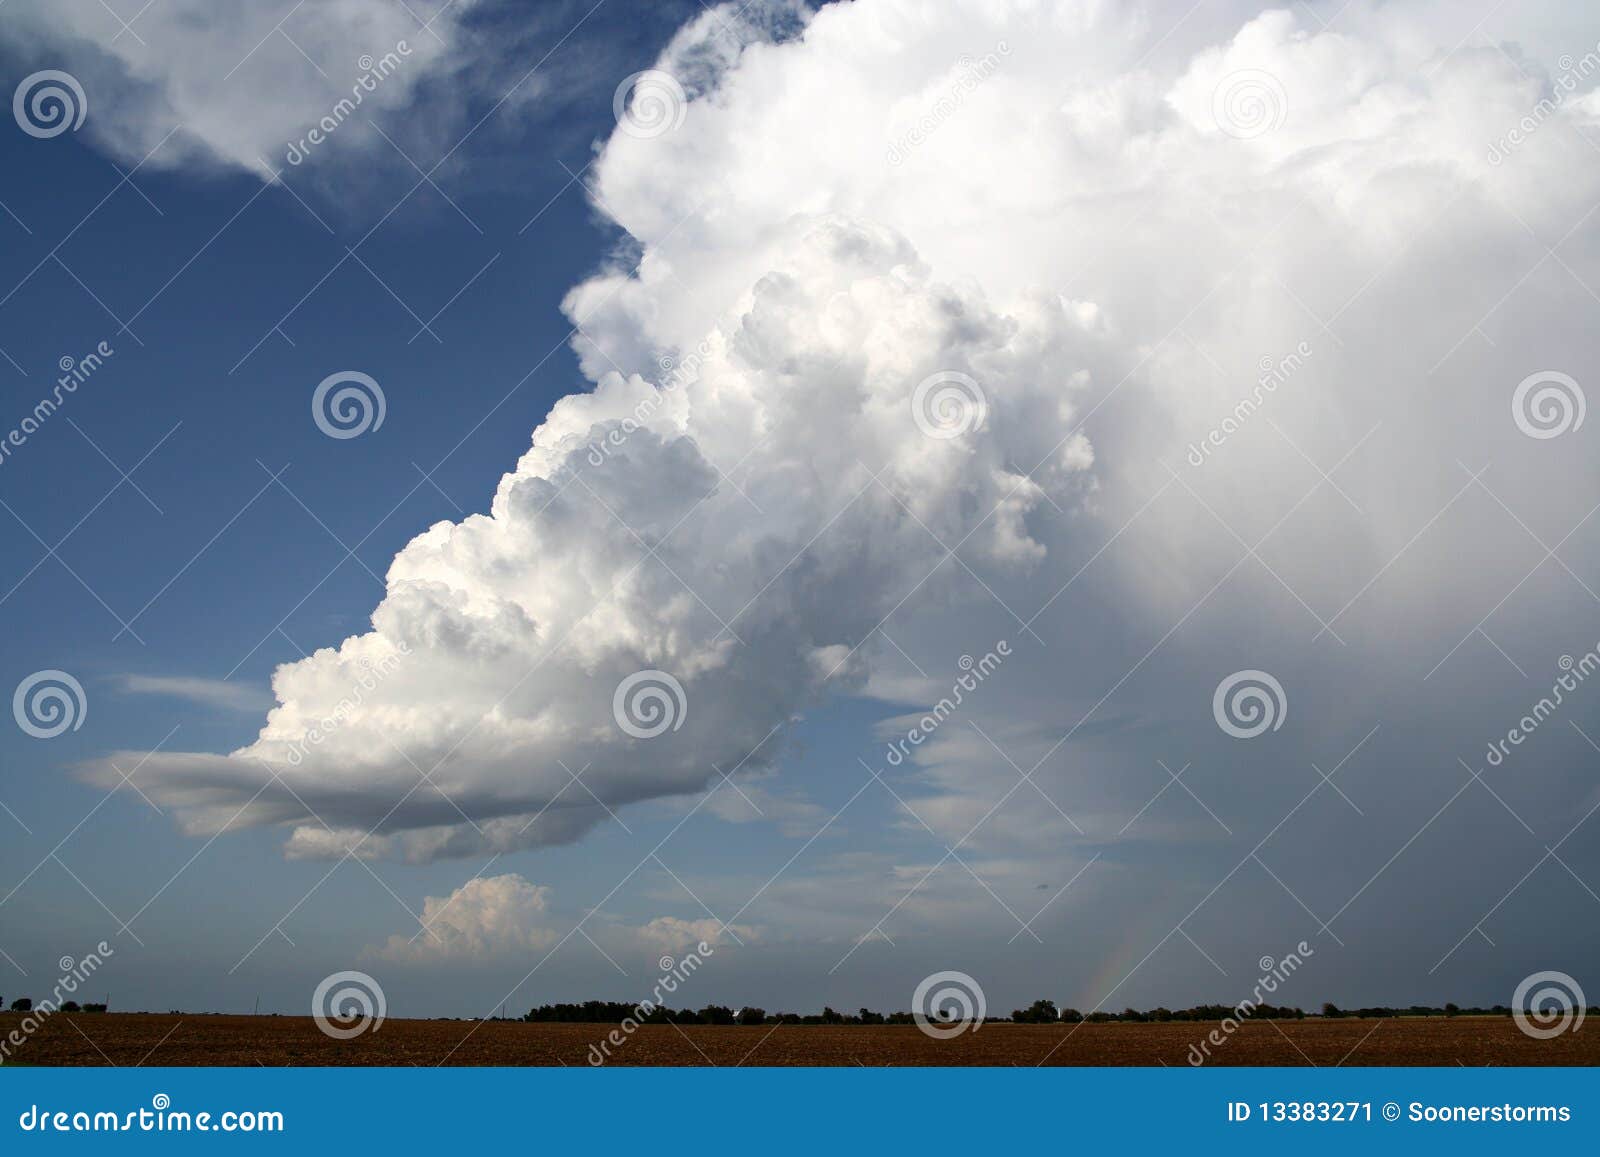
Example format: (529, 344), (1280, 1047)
(87, 0), (1600, 871)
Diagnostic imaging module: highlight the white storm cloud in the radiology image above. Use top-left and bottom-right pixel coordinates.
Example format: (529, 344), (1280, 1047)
(96, 212), (1094, 859)
(85, 0), (1600, 898)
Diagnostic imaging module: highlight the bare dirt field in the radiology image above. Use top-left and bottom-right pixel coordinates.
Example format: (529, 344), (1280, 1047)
(3, 1013), (1595, 1066)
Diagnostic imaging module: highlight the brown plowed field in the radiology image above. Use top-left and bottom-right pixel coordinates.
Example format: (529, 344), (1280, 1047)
(3, 1013), (1594, 1066)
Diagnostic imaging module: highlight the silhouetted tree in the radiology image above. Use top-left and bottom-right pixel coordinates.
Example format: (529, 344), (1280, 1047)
(1012, 999), (1059, 1023)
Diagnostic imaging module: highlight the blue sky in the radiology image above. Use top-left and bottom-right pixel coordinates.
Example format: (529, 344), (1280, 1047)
(2, 0), (1600, 1030)
(0, 0), (785, 1015)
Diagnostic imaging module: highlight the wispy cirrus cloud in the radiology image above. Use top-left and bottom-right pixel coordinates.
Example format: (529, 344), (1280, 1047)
(116, 674), (273, 713)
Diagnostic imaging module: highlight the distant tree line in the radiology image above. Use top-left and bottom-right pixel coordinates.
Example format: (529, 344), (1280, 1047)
(522, 1002), (920, 1025)
(11, 995), (1582, 1022)
(1320, 1002), (1532, 1019)
(1011, 999), (1307, 1023)
(4, 998), (107, 1013)
(512, 997), (1598, 1025)
(1012, 1000), (1600, 1021)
